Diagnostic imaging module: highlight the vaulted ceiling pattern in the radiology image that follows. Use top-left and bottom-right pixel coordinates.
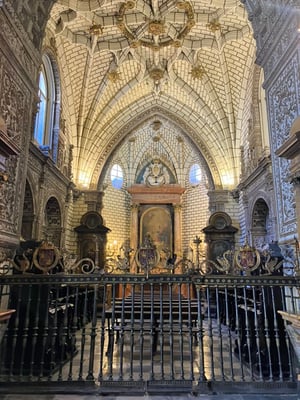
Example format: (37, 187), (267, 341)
(47, 0), (256, 188)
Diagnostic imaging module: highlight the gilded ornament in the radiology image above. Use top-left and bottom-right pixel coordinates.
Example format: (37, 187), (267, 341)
(152, 45), (160, 52)
(152, 120), (162, 131)
(187, 19), (195, 28)
(207, 20), (221, 32)
(125, 0), (135, 9)
(149, 68), (164, 83)
(117, 22), (125, 31)
(108, 70), (121, 83)
(176, 1), (188, 10)
(130, 40), (141, 48)
(172, 40), (182, 48)
(89, 23), (103, 36)
(116, 0), (195, 51)
(190, 65), (205, 80)
(148, 20), (165, 35)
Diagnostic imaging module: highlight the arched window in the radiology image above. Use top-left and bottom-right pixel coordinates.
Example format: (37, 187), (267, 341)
(111, 164), (124, 189)
(189, 163), (202, 185)
(34, 54), (59, 159)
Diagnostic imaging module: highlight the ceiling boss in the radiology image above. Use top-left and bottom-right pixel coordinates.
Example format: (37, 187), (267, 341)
(117, 0), (195, 51)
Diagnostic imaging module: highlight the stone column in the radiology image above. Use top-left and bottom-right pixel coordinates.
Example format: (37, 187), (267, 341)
(130, 203), (139, 273)
(173, 204), (182, 260)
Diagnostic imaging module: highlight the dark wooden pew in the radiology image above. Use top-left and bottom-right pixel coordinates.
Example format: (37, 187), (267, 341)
(105, 297), (202, 355)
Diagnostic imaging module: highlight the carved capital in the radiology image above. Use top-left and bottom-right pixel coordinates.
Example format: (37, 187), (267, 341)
(290, 174), (300, 186)
(231, 189), (240, 202)
(173, 204), (182, 212)
(131, 203), (139, 211)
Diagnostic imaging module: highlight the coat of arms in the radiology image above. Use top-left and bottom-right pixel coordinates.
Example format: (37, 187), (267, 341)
(33, 240), (60, 273)
(235, 241), (260, 274)
(135, 234), (160, 275)
(143, 159), (170, 186)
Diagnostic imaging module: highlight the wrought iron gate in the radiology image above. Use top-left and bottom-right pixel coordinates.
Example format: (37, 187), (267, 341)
(0, 273), (299, 395)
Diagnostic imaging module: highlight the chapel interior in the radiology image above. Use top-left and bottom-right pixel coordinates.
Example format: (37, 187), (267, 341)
(0, 0), (300, 396)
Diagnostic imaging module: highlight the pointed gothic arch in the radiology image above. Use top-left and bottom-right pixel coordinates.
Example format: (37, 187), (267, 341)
(251, 198), (271, 247)
(44, 196), (62, 247)
(21, 180), (35, 240)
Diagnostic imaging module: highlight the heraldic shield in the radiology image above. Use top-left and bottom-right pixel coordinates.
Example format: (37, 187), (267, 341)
(33, 240), (60, 273)
(135, 234), (160, 273)
(235, 241), (261, 274)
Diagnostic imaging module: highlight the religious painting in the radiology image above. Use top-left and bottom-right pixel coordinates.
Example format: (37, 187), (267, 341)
(140, 206), (173, 269)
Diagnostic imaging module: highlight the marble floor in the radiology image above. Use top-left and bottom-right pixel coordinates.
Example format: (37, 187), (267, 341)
(1, 309), (299, 400)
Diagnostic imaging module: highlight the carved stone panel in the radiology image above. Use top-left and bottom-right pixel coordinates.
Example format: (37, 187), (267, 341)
(268, 54), (299, 237)
(0, 53), (32, 237)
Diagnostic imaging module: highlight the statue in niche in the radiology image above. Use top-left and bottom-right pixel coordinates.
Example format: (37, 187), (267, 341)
(143, 159), (170, 186)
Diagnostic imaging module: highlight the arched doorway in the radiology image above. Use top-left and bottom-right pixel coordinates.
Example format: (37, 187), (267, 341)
(21, 181), (34, 240)
(44, 196), (62, 247)
(251, 198), (270, 247)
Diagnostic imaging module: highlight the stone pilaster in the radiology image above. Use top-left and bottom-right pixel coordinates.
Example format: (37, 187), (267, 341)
(130, 203), (139, 272)
(173, 204), (182, 259)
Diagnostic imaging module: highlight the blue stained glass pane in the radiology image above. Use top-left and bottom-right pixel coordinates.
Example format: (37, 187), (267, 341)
(39, 71), (46, 95)
(34, 95), (46, 145)
(189, 164), (201, 185)
(34, 69), (48, 145)
(111, 164), (124, 189)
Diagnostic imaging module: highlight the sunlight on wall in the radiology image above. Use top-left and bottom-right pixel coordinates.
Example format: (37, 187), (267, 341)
(78, 171), (90, 188)
(221, 173), (234, 187)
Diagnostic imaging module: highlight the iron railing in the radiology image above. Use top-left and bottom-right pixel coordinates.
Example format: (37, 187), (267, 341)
(0, 273), (299, 395)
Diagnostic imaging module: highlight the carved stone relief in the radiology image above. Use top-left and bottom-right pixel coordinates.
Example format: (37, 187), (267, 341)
(26, 149), (70, 242)
(268, 55), (299, 237)
(0, 155), (18, 231)
(0, 54), (32, 236)
(3, 1), (54, 52)
(0, 63), (26, 147)
(0, 11), (38, 81)
(243, 1), (298, 79)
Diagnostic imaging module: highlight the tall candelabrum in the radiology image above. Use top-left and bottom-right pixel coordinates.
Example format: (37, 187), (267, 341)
(193, 235), (202, 270)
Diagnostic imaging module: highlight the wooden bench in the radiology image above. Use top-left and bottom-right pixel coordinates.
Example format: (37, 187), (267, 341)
(105, 297), (203, 355)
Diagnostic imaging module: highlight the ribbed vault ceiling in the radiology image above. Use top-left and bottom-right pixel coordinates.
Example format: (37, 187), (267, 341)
(47, 0), (256, 189)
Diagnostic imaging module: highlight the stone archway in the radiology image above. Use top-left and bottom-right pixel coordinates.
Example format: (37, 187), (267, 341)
(251, 198), (270, 247)
(44, 196), (62, 247)
(21, 180), (34, 240)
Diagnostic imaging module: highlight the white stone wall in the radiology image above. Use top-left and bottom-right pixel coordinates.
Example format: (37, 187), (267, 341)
(99, 116), (214, 258)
